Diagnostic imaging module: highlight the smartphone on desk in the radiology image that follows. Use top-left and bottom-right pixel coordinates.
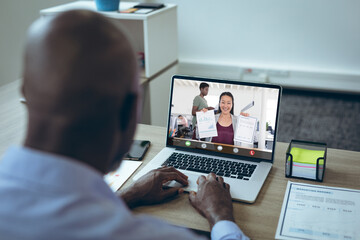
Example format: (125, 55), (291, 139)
(124, 140), (151, 161)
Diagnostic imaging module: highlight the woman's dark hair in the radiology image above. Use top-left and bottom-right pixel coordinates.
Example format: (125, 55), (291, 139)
(199, 82), (209, 90)
(218, 92), (234, 115)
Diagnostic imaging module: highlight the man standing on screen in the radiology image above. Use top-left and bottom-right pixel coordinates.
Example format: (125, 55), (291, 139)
(191, 82), (214, 139)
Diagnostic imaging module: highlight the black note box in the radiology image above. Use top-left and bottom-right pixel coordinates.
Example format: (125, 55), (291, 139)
(285, 140), (327, 182)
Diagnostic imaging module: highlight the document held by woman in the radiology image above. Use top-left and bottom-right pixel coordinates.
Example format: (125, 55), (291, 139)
(234, 116), (257, 144)
(196, 110), (218, 139)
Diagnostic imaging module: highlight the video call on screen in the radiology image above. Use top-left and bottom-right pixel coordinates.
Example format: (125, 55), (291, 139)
(168, 78), (280, 161)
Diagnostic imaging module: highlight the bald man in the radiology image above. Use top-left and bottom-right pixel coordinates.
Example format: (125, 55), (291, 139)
(0, 10), (248, 240)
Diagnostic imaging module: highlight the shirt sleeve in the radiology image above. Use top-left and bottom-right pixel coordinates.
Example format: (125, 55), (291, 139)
(193, 96), (200, 107)
(211, 220), (250, 240)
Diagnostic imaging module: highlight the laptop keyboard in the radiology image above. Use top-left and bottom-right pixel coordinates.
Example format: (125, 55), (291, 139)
(162, 152), (257, 180)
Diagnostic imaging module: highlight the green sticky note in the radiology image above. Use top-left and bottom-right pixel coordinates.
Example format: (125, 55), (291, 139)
(290, 147), (325, 165)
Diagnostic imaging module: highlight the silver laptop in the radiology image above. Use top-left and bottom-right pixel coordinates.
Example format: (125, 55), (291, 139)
(134, 75), (282, 203)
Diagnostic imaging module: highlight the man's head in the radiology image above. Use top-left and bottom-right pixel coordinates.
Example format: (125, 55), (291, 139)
(22, 10), (140, 173)
(199, 82), (209, 96)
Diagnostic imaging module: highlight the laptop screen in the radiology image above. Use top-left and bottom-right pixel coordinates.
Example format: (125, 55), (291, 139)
(166, 75), (282, 162)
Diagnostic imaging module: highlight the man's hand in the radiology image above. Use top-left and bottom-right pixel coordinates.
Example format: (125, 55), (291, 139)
(189, 173), (235, 229)
(118, 167), (188, 208)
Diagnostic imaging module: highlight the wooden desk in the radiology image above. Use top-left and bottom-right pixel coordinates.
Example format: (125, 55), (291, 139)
(1, 80), (359, 239)
(127, 124), (360, 240)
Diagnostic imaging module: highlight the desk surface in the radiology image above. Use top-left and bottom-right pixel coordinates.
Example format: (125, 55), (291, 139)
(1, 80), (360, 240)
(127, 124), (360, 239)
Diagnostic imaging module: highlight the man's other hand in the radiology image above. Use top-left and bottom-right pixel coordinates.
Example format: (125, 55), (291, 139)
(189, 173), (235, 229)
(119, 167), (188, 208)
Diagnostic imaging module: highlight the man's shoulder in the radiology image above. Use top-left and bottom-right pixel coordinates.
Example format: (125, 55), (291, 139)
(193, 95), (202, 104)
(193, 95), (202, 101)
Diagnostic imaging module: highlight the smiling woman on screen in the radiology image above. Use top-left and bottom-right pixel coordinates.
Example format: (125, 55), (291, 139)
(211, 92), (249, 145)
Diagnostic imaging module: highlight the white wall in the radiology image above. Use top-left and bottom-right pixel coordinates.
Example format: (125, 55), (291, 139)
(125, 0), (360, 92)
(137, 0), (360, 75)
(2, 0), (359, 90)
(0, 0), (73, 87)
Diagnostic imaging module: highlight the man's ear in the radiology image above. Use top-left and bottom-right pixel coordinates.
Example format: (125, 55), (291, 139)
(21, 83), (26, 98)
(106, 92), (138, 174)
(119, 92), (138, 131)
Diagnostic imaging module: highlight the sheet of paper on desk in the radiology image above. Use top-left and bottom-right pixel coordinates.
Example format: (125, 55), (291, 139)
(276, 181), (360, 240)
(104, 160), (142, 192)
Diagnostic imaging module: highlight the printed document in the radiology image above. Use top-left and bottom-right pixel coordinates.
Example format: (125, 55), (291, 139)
(276, 181), (360, 240)
(104, 160), (142, 192)
(234, 116), (257, 143)
(196, 110), (218, 139)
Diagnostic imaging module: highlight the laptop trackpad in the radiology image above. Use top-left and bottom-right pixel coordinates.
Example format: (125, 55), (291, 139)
(163, 172), (200, 192)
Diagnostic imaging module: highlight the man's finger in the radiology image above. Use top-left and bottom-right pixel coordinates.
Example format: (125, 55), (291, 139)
(207, 172), (217, 181)
(197, 175), (206, 185)
(188, 191), (196, 205)
(161, 172), (188, 185)
(158, 166), (188, 179)
(188, 191), (206, 218)
(217, 176), (224, 186)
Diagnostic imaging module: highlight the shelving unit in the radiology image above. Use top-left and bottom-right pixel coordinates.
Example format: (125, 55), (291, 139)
(40, 1), (178, 126)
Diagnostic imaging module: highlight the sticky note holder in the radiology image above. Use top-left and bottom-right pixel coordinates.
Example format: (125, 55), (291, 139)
(285, 140), (327, 182)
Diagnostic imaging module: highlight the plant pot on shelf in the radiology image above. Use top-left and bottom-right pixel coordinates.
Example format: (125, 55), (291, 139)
(95, 0), (120, 11)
